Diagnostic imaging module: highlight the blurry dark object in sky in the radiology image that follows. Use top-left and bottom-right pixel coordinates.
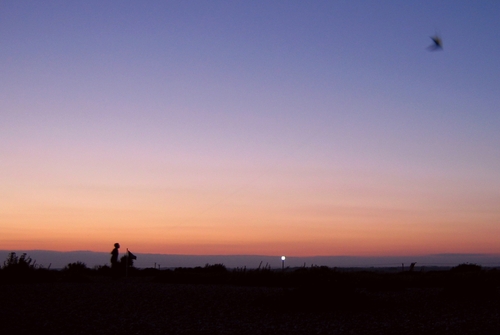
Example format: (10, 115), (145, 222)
(427, 35), (443, 51)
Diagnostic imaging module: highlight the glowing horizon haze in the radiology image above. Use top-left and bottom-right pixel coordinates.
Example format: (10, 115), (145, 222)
(1, 1), (500, 258)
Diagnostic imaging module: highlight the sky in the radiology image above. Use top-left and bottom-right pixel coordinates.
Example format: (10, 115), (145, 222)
(1, 1), (500, 261)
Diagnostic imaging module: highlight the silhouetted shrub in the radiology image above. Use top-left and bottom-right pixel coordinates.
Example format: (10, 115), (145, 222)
(440, 264), (498, 301)
(2, 252), (35, 271)
(450, 263), (482, 273)
(62, 261), (91, 282)
(63, 261), (89, 273)
(0, 252), (56, 283)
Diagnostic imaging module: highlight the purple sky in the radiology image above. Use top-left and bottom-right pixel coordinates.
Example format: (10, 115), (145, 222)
(1, 1), (500, 261)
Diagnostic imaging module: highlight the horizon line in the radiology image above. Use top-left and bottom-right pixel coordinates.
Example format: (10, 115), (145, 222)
(5, 249), (500, 258)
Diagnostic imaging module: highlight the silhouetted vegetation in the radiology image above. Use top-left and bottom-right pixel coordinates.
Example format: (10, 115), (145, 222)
(63, 261), (89, 273)
(0, 252), (56, 283)
(0, 251), (146, 283)
(440, 263), (497, 300)
(3, 252), (35, 271)
(450, 262), (482, 273)
(61, 261), (92, 282)
(2, 251), (500, 324)
(2, 252), (500, 308)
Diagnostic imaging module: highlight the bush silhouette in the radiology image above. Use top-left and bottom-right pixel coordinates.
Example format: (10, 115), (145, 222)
(1, 252), (56, 283)
(63, 261), (89, 273)
(62, 261), (91, 282)
(2, 252), (35, 271)
(450, 263), (482, 273)
(439, 264), (499, 301)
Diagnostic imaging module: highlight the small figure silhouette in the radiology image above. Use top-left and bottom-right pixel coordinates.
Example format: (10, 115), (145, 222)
(110, 243), (120, 279)
(427, 35), (443, 51)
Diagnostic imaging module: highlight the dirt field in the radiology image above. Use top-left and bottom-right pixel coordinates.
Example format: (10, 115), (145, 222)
(2, 278), (500, 334)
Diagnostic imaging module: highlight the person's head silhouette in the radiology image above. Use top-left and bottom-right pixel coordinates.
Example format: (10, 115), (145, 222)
(114, 243), (120, 248)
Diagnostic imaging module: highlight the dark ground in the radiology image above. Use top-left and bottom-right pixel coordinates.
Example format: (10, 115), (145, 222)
(1, 276), (500, 335)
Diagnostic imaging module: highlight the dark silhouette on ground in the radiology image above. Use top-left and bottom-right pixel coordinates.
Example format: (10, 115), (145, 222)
(2, 255), (500, 334)
(62, 261), (91, 281)
(0, 252), (55, 283)
(2, 251), (499, 293)
(3, 252), (35, 270)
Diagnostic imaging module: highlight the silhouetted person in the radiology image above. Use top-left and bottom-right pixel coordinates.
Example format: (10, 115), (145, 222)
(111, 243), (120, 279)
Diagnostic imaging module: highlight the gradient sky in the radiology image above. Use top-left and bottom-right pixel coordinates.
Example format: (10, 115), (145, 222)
(1, 1), (500, 258)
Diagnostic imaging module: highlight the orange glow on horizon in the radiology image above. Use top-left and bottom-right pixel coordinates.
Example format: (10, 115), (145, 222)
(3, 155), (500, 257)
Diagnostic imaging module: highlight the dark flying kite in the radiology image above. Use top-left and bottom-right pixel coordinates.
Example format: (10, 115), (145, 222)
(427, 35), (443, 51)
